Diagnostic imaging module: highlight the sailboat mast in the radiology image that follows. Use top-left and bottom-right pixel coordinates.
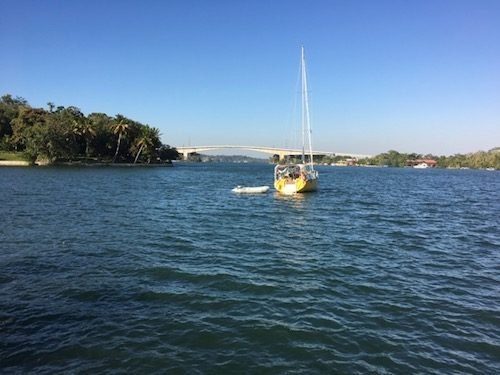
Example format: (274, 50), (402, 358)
(301, 46), (314, 168)
(301, 47), (306, 164)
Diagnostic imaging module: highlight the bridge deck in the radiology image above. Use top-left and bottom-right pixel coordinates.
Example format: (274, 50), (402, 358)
(176, 145), (371, 160)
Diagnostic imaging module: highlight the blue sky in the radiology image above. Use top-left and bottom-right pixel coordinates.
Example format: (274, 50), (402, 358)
(1, 0), (499, 155)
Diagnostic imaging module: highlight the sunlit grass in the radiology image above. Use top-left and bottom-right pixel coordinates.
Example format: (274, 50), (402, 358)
(0, 151), (29, 161)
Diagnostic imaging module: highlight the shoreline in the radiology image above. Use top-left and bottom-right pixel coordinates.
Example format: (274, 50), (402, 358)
(0, 160), (31, 166)
(0, 160), (173, 168)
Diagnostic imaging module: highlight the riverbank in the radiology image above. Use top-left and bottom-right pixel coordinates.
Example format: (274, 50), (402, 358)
(0, 152), (174, 167)
(53, 162), (174, 167)
(0, 160), (31, 166)
(0, 160), (173, 167)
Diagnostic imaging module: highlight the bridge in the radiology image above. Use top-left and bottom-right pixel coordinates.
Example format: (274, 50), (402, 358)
(176, 145), (372, 161)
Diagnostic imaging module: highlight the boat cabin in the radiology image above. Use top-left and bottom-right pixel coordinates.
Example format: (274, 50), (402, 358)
(274, 164), (317, 181)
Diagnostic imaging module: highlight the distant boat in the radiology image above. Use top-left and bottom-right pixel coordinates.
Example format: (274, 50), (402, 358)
(232, 185), (270, 194)
(274, 47), (319, 194)
(408, 159), (437, 168)
(414, 162), (429, 169)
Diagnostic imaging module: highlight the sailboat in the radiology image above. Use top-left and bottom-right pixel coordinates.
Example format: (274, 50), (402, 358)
(274, 47), (319, 194)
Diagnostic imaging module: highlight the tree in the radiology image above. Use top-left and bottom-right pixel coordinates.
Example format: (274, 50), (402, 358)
(134, 125), (160, 164)
(43, 106), (85, 160)
(1, 93), (179, 164)
(112, 119), (129, 163)
(134, 128), (153, 164)
(0, 95), (28, 144)
(158, 144), (179, 161)
(88, 113), (113, 159)
(134, 136), (150, 164)
(73, 119), (96, 158)
(8, 106), (50, 161)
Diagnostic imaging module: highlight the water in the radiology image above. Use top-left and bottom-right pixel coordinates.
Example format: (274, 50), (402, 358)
(1, 164), (499, 374)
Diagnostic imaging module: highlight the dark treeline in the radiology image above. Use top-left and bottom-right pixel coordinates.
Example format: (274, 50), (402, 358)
(0, 94), (179, 164)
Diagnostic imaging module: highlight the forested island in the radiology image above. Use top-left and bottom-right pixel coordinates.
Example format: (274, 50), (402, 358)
(0, 94), (178, 165)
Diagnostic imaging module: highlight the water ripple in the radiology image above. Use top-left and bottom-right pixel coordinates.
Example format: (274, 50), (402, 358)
(1, 165), (499, 373)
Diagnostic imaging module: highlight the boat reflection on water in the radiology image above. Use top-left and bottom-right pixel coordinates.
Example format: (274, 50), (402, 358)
(272, 189), (308, 207)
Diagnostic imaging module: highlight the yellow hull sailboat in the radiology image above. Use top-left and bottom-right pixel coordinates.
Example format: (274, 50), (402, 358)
(274, 47), (319, 194)
(274, 164), (318, 194)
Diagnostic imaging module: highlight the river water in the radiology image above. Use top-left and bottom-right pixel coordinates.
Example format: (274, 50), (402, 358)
(1, 163), (499, 374)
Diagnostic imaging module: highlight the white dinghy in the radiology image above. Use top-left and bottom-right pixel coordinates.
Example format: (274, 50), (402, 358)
(231, 185), (270, 194)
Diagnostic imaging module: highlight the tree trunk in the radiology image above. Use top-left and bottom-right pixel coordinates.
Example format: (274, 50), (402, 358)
(134, 144), (144, 164)
(112, 133), (122, 163)
(85, 138), (90, 158)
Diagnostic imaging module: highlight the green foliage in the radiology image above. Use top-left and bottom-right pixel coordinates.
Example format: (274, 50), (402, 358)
(320, 148), (499, 170)
(0, 94), (180, 163)
(319, 155), (354, 164)
(0, 151), (28, 161)
(356, 150), (500, 169)
(436, 151), (500, 169)
(132, 126), (162, 164)
(366, 150), (412, 167)
(158, 145), (179, 161)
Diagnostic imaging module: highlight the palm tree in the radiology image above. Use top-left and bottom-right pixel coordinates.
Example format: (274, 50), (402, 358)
(134, 126), (160, 164)
(112, 120), (129, 163)
(73, 119), (96, 158)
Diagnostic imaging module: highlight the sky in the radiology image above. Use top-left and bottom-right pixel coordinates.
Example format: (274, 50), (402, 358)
(1, 0), (499, 156)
